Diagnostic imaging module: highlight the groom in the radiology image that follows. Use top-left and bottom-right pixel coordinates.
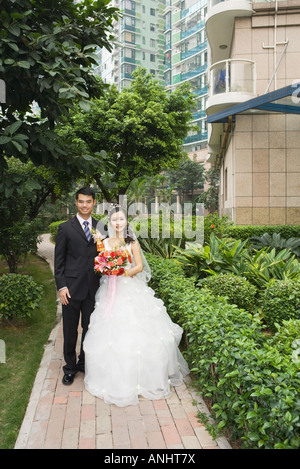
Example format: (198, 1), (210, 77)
(54, 187), (105, 385)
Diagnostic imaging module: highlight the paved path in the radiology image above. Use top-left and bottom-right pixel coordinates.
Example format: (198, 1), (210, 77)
(14, 234), (231, 450)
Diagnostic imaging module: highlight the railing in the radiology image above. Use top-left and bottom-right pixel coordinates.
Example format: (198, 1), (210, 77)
(208, 0), (252, 8)
(210, 59), (256, 97)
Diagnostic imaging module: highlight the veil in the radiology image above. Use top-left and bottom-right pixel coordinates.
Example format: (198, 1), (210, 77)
(95, 211), (151, 284)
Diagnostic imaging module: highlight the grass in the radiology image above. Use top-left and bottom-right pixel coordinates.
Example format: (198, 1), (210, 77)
(0, 254), (57, 449)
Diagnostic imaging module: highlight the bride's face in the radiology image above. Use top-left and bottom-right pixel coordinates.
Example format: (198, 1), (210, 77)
(110, 211), (127, 235)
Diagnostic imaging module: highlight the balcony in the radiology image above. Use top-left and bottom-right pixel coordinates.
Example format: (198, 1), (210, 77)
(206, 59), (256, 115)
(206, 0), (253, 63)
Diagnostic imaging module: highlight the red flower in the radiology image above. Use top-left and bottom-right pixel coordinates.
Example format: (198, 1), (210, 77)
(211, 224), (215, 228)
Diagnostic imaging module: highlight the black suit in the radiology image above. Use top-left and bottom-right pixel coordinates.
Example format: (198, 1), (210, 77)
(54, 216), (102, 375)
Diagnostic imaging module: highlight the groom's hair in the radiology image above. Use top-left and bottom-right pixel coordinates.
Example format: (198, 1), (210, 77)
(76, 186), (96, 200)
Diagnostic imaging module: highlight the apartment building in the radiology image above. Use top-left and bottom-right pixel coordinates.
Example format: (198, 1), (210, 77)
(164, 0), (209, 162)
(95, 0), (165, 88)
(206, 0), (300, 225)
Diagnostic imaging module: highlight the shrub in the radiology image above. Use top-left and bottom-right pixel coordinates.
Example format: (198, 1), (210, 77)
(259, 279), (300, 331)
(146, 253), (300, 449)
(200, 273), (257, 312)
(0, 274), (43, 322)
(49, 220), (65, 243)
(226, 224), (300, 242)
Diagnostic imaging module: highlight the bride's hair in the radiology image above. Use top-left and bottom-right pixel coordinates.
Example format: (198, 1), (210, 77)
(108, 205), (135, 244)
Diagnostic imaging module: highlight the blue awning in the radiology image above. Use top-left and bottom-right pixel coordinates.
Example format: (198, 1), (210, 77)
(207, 82), (300, 123)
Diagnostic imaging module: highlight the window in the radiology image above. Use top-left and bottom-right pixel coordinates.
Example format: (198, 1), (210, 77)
(124, 32), (135, 43)
(150, 38), (155, 48)
(150, 8), (155, 16)
(150, 23), (155, 32)
(150, 54), (156, 62)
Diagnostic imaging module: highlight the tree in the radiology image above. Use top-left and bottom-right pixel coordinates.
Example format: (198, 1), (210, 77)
(165, 157), (205, 202)
(59, 68), (196, 201)
(0, 157), (74, 271)
(199, 167), (219, 213)
(0, 0), (120, 172)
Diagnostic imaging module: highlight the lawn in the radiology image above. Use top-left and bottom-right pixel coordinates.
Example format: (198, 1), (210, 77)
(0, 254), (57, 449)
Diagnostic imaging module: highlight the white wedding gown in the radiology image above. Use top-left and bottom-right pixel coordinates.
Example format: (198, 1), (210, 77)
(83, 239), (189, 407)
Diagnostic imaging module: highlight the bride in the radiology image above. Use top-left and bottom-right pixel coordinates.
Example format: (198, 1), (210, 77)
(83, 204), (189, 407)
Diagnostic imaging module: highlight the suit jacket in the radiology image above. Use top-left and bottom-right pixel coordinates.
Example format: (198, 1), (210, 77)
(54, 216), (102, 301)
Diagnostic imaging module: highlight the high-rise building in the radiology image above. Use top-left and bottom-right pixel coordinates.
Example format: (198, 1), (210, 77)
(164, 0), (208, 160)
(95, 0), (165, 88)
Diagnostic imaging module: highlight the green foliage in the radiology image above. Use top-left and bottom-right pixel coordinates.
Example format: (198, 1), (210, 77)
(0, 157), (75, 271)
(174, 234), (248, 281)
(174, 233), (300, 288)
(226, 224), (300, 242)
(165, 158), (205, 199)
(49, 220), (65, 243)
(201, 273), (257, 312)
(146, 253), (300, 449)
(259, 279), (300, 331)
(138, 236), (183, 258)
(240, 248), (300, 288)
(203, 213), (233, 245)
(198, 167), (220, 213)
(249, 232), (300, 257)
(0, 273), (43, 321)
(0, 0), (120, 170)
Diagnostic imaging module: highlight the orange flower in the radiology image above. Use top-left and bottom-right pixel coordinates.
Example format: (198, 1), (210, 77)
(108, 261), (115, 267)
(112, 269), (119, 275)
(116, 258), (123, 265)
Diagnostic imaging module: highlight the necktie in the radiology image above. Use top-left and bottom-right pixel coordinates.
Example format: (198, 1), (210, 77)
(83, 221), (91, 242)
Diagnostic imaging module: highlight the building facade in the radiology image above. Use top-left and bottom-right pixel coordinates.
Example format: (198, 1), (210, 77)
(95, 0), (165, 88)
(164, 0), (209, 162)
(206, 0), (300, 225)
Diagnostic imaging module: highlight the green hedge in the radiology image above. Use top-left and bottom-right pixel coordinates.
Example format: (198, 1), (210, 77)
(226, 224), (300, 241)
(146, 254), (300, 449)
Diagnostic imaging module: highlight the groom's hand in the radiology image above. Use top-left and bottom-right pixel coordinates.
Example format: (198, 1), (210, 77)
(59, 287), (71, 305)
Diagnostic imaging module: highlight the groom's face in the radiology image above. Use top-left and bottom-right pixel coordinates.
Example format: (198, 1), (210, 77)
(75, 194), (96, 219)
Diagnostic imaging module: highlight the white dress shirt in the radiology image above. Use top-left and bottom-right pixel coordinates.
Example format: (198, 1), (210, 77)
(76, 213), (92, 234)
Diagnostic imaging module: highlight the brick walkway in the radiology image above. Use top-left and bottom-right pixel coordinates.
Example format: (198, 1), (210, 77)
(14, 234), (231, 450)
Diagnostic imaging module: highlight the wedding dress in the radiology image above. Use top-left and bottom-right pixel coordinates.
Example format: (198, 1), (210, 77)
(83, 239), (189, 407)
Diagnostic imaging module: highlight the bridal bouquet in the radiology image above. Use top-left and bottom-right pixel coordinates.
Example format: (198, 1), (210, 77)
(94, 249), (130, 276)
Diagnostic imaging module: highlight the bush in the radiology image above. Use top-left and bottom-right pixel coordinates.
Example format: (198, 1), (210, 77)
(146, 253), (300, 449)
(200, 273), (257, 312)
(259, 279), (300, 331)
(226, 224), (300, 242)
(0, 274), (43, 322)
(49, 220), (65, 243)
